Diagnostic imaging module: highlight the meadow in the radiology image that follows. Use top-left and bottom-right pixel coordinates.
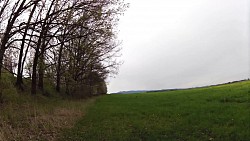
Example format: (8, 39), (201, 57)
(61, 80), (250, 141)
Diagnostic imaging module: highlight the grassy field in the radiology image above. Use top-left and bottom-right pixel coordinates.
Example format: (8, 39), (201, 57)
(61, 80), (250, 141)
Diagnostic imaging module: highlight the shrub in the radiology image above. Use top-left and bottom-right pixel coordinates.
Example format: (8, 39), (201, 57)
(0, 72), (18, 103)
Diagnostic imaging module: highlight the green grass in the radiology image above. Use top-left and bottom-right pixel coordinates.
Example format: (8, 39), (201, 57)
(61, 80), (250, 141)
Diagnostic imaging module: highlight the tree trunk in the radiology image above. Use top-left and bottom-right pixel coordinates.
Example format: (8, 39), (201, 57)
(0, 50), (4, 79)
(0, 52), (2, 102)
(31, 49), (40, 95)
(38, 53), (44, 91)
(31, 34), (43, 95)
(56, 42), (64, 92)
(16, 1), (38, 89)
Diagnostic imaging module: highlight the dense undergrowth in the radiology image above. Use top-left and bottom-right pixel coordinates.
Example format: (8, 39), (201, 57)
(0, 72), (96, 141)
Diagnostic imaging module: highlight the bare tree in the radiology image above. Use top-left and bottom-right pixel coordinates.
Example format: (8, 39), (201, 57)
(0, 0), (127, 97)
(0, 0), (34, 78)
(16, 0), (41, 89)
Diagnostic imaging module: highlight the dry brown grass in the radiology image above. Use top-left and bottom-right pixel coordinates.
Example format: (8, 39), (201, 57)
(0, 97), (97, 141)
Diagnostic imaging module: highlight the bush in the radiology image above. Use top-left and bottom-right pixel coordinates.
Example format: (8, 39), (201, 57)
(64, 81), (107, 99)
(0, 72), (18, 103)
(96, 81), (107, 95)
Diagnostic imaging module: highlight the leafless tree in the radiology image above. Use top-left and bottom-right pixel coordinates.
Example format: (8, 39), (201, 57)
(0, 0), (127, 97)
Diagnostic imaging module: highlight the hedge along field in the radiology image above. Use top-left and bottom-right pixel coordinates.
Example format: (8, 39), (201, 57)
(60, 80), (250, 141)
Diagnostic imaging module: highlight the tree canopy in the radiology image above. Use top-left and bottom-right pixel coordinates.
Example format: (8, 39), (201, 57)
(0, 0), (127, 97)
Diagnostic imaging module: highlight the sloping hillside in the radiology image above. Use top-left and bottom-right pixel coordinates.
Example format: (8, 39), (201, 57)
(0, 72), (97, 141)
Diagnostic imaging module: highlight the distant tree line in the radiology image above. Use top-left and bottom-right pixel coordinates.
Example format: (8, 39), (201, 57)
(0, 0), (127, 98)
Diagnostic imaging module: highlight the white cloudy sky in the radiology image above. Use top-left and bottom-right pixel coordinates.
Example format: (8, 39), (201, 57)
(107, 0), (250, 93)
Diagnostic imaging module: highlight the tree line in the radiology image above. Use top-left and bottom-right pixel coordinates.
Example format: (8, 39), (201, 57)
(0, 0), (127, 98)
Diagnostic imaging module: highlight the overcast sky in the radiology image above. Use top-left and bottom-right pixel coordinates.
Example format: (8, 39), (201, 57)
(107, 0), (250, 93)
